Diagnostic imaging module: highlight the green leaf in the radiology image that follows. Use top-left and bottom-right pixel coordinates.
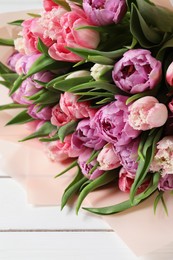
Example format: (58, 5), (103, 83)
(161, 194), (168, 216)
(0, 61), (14, 74)
(37, 38), (49, 55)
(126, 0), (137, 10)
(8, 20), (24, 26)
(19, 122), (56, 142)
(0, 38), (14, 46)
(87, 150), (100, 164)
(58, 120), (78, 142)
(126, 87), (159, 105)
(27, 13), (41, 18)
(6, 110), (33, 126)
(67, 47), (127, 59)
(0, 81), (10, 88)
(156, 38), (173, 61)
(52, 76), (93, 91)
(33, 80), (47, 87)
(61, 176), (87, 210)
(74, 91), (114, 97)
(137, 132), (149, 161)
(76, 170), (118, 214)
(79, 180), (91, 192)
(69, 81), (119, 94)
(52, 0), (71, 11)
(154, 191), (163, 214)
(83, 172), (160, 215)
(136, 0), (173, 33)
(87, 55), (114, 65)
(55, 160), (78, 178)
(46, 73), (70, 89)
(130, 4), (162, 48)
(30, 90), (60, 105)
(61, 171), (87, 210)
(9, 74), (24, 95)
(130, 128), (163, 204)
(70, 0), (82, 4)
(96, 98), (113, 105)
(0, 103), (27, 111)
(25, 54), (61, 78)
(39, 131), (59, 142)
(1, 73), (18, 84)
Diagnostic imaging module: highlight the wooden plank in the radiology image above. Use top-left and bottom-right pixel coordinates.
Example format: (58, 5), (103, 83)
(0, 179), (111, 230)
(0, 232), (137, 260)
(0, 0), (42, 12)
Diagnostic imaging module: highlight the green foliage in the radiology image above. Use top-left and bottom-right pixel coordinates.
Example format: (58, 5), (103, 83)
(83, 172), (160, 215)
(19, 122), (56, 142)
(5, 110), (34, 126)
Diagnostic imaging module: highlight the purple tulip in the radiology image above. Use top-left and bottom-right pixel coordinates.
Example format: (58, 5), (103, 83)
(158, 174), (173, 191)
(7, 52), (23, 71)
(12, 78), (39, 105)
(90, 95), (140, 146)
(28, 105), (52, 121)
(83, 0), (127, 26)
(72, 119), (106, 150)
(112, 49), (162, 94)
(117, 138), (140, 177)
(8, 53), (54, 105)
(78, 148), (104, 180)
(12, 54), (41, 75)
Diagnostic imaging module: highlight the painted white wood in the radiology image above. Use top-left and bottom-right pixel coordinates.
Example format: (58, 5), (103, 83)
(1, 232), (173, 260)
(0, 0), (42, 12)
(0, 232), (138, 260)
(0, 179), (110, 230)
(1, 1), (173, 260)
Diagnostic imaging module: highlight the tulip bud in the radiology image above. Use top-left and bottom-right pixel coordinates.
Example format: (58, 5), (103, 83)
(90, 63), (113, 81)
(166, 61), (173, 86)
(65, 70), (90, 79)
(97, 143), (120, 170)
(129, 96), (168, 131)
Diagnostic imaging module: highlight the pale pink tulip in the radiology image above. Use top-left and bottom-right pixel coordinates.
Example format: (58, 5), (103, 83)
(51, 104), (73, 127)
(150, 136), (173, 176)
(97, 143), (121, 170)
(60, 92), (96, 119)
(129, 96), (168, 130)
(166, 62), (173, 86)
(118, 167), (150, 193)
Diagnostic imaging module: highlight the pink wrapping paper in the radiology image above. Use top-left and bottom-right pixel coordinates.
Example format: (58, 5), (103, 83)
(1, 3), (173, 256)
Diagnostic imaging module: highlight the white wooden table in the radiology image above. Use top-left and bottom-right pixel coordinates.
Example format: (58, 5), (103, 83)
(1, 1), (173, 259)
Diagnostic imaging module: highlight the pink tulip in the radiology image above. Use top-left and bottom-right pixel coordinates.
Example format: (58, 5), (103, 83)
(21, 18), (41, 55)
(51, 104), (74, 127)
(150, 136), (173, 176)
(97, 143), (121, 170)
(168, 99), (173, 113)
(45, 134), (82, 162)
(166, 62), (173, 86)
(118, 167), (134, 193)
(25, 120), (44, 132)
(28, 105), (52, 121)
(118, 167), (150, 194)
(20, 17), (53, 55)
(112, 49), (162, 94)
(60, 92), (96, 119)
(48, 3), (100, 61)
(38, 6), (67, 41)
(43, 0), (59, 11)
(129, 96), (168, 131)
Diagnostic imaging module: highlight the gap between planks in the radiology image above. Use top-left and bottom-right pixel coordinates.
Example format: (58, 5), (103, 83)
(0, 229), (114, 233)
(0, 176), (11, 178)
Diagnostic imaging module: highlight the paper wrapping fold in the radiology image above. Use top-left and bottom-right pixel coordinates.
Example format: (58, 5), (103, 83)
(1, 4), (173, 256)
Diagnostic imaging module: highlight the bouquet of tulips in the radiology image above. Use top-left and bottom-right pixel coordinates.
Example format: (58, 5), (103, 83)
(1, 0), (173, 215)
